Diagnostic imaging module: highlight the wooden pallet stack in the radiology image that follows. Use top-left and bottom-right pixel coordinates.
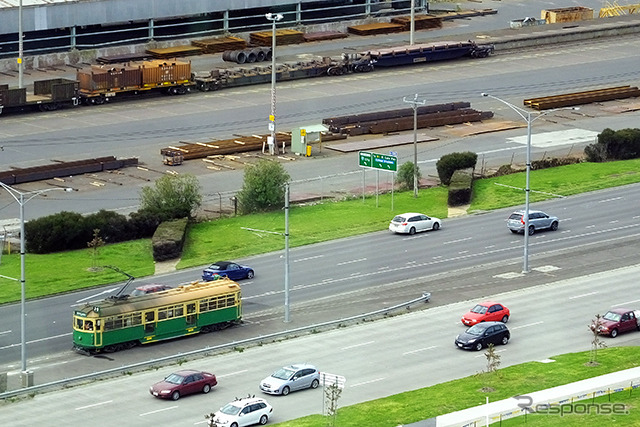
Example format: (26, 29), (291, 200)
(191, 36), (247, 54)
(250, 29), (306, 46)
(347, 22), (405, 36)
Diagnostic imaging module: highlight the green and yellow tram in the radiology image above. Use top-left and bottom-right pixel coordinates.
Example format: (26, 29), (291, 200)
(73, 278), (242, 354)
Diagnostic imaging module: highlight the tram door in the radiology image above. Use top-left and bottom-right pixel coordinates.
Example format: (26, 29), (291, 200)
(144, 311), (156, 339)
(94, 320), (102, 347)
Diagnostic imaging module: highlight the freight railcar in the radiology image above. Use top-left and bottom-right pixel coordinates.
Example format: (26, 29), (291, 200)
(0, 78), (78, 115)
(72, 278), (242, 354)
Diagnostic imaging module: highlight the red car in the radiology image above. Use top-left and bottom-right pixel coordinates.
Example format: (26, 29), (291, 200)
(461, 301), (510, 326)
(150, 369), (217, 400)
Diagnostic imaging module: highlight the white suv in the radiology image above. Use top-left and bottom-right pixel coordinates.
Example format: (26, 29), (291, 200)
(209, 396), (273, 427)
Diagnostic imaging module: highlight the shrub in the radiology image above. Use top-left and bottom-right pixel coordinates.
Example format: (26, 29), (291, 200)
(585, 128), (640, 162)
(84, 209), (135, 243)
(436, 152), (478, 185)
(140, 174), (202, 221)
(397, 161), (421, 190)
(152, 218), (189, 261)
(236, 159), (291, 214)
(448, 168), (473, 206)
(25, 211), (87, 253)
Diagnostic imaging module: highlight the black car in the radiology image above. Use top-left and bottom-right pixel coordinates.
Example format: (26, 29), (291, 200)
(202, 261), (255, 281)
(455, 321), (510, 351)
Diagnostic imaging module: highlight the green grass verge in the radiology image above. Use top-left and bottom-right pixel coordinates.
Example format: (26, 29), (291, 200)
(1, 158), (640, 305)
(270, 347), (640, 427)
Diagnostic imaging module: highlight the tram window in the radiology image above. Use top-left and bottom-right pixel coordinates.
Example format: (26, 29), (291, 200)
(145, 311), (155, 322)
(187, 303), (196, 314)
(145, 324), (155, 334)
(186, 314), (196, 325)
(175, 306), (184, 316)
(75, 318), (83, 329)
(84, 321), (94, 331)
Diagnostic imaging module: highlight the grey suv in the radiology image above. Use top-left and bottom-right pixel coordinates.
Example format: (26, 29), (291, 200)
(507, 210), (559, 235)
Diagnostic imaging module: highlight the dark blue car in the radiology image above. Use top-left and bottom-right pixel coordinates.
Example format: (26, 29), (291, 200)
(202, 261), (255, 281)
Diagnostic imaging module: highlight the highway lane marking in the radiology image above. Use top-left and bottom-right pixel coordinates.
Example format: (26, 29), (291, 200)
(569, 291), (599, 300)
(403, 346), (438, 355)
(0, 330), (11, 336)
(337, 258), (367, 266)
(350, 378), (384, 387)
(140, 406), (179, 416)
(0, 332), (72, 350)
(294, 255), (324, 262)
(75, 400), (113, 410)
(342, 341), (375, 350)
(217, 370), (248, 377)
(74, 287), (120, 303)
(599, 197), (623, 203)
(443, 237), (472, 245)
(511, 321), (544, 330)
(613, 299), (640, 307)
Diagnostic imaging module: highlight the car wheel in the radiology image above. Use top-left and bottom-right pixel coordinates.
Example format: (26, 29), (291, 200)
(281, 386), (290, 396)
(432, 222), (440, 231)
(259, 414), (269, 425)
(610, 329), (618, 338)
(310, 379), (319, 389)
(409, 227), (416, 235)
(475, 342), (483, 351)
(501, 315), (509, 323)
(502, 336), (509, 345)
(247, 270), (255, 279)
(231, 423), (239, 427)
(202, 384), (211, 394)
(171, 391), (180, 401)
(528, 225), (535, 235)
(550, 221), (559, 231)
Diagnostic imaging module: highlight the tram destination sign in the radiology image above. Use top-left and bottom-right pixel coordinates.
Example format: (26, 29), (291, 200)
(358, 151), (397, 172)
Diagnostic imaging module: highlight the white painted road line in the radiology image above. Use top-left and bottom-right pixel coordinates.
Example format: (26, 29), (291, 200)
(343, 341), (375, 350)
(569, 291), (599, 300)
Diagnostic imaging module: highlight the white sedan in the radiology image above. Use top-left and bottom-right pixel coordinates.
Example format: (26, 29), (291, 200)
(389, 212), (441, 235)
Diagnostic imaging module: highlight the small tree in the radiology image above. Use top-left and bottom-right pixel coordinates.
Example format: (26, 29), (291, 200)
(140, 174), (202, 221)
(485, 343), (501, 373)
(397, 161), (421, 190)
(87, 228), (105, 271)
(236, 159), (290, 214)
(436, 151), (478, 185)
(588, 314), (607, 365)
(324, 381), (343, 427)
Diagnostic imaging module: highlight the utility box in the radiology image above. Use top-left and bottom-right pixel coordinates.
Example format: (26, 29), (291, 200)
(291, 124), (328, 156)
(541, 7), (593, 24)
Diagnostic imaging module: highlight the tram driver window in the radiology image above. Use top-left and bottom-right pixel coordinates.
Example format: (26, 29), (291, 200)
(84, 321), (93, 331)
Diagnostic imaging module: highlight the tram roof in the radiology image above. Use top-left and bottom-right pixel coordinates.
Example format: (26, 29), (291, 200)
(75, 279), (241, 318)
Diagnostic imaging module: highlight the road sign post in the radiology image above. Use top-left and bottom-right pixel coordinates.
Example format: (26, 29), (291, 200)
(358, 151), (397, 208)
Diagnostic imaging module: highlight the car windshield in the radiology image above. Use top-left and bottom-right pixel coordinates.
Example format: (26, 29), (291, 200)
(471, 305), (488, 314)
(220, 403), (241, 416)
(164, 373), (184, 385)
(466, 324), (486, 336)
(272, 367), (295, 380)
(603, 311), (621, 322)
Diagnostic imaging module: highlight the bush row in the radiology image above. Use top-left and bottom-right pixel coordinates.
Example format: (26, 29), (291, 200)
(585, 128), (640, 162)
(25, 209), (161, 254)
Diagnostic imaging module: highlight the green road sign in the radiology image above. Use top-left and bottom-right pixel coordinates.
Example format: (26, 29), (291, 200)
(359, 151), (397, 172)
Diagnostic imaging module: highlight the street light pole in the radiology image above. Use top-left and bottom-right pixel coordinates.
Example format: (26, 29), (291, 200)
(410, 0), (415, 46)
(0, 182), (71, 382)
(403, 93), (426, 198)
(18, 0), (24, 88)
(481, 93), (577, 273)
(265, 13), (283, 155)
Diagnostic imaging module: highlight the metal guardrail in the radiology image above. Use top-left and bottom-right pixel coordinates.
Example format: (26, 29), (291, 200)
(0, 292), (430, 400)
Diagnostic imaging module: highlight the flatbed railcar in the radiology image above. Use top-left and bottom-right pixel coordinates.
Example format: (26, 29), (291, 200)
(72, 278), (242, 354)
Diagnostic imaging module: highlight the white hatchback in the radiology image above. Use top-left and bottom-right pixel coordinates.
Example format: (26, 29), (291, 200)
(210, 396), (273, 427)
(389, 212), (441, 235)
